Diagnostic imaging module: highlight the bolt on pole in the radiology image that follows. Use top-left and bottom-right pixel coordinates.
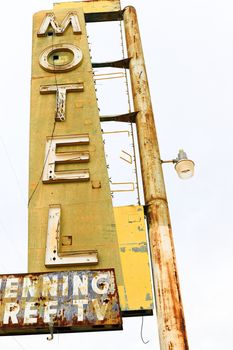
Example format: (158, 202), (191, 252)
(123, 6), (189, 350)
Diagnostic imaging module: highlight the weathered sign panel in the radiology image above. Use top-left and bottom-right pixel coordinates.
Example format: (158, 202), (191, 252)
(0, 269), (122, 335)
(28, 1), (153, 318)
(29, 0), (123, 290)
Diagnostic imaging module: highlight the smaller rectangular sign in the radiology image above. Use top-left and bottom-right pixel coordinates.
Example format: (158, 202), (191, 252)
(0, 269), (122, 335)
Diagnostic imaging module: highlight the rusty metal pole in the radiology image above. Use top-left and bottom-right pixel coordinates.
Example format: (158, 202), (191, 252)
(123, 6), (189, 350)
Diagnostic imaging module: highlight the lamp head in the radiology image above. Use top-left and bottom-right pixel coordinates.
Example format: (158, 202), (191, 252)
(174, 149), (195, 179)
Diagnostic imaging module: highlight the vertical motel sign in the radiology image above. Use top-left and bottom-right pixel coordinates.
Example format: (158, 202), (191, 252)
(0, 0), (155, 337)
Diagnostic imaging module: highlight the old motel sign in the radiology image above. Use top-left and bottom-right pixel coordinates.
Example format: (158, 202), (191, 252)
(28, 0), (153, 322)
(11, 0), (187, 347)
(26, 2), (125, 334)
(0, 269), (121, 335)
(29, 6), (123, 275)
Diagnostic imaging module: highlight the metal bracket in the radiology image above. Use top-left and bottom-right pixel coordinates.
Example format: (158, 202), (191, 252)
(85, 10), (123, 23)
(100, 111), (137, 123)
(92, 58), (130, 69)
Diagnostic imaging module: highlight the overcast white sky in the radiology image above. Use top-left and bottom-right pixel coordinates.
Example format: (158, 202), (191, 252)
(0, 0), (232, 349)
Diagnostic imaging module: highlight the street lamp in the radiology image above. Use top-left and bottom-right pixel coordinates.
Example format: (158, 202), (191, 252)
(161, 149), (195, 179)
(124, 6), (190, 349)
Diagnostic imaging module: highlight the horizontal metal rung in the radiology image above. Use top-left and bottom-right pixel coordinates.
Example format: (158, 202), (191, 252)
(92, 58), (130, 69)
(100, 112), (137, 123)
(85, 10), (123, 23)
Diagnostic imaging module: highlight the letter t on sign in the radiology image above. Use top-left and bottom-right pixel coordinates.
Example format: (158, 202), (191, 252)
(40, 83), (84, 121)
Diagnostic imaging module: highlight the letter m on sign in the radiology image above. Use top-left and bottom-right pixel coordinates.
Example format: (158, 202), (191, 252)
(37, 12), (81, 36)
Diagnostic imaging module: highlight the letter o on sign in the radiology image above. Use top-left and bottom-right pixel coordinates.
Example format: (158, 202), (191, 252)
(39, 43), (83, 73)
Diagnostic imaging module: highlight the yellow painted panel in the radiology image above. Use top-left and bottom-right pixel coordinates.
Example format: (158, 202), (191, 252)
(29, 8), (123, 286)
(114, 206), (154, 313)
(53, 1), (121, 13)
(29, 4), (153, 315)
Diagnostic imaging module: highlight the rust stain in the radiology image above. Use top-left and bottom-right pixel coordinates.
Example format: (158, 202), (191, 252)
(124, 5), (189, 349)
(0, 269), (122, 335)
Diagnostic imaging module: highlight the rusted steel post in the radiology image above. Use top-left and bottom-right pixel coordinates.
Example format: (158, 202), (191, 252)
(123, 6), (189, 350)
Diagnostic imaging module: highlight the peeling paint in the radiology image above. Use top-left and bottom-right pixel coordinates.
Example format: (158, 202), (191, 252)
(132, 244), (148, 253)
(145, 293), (152, 301)
(0, 269), (122, 335)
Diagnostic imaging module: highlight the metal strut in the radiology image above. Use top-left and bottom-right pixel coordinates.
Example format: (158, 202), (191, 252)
(92, 58), (130, 69)
(100, 111), (137, 123)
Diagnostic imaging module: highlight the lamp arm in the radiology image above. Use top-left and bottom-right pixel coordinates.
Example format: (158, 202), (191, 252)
(160, 159), (178, 164)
